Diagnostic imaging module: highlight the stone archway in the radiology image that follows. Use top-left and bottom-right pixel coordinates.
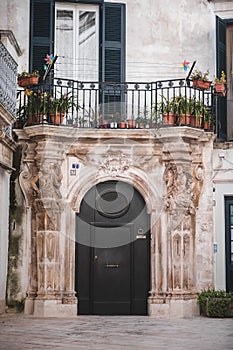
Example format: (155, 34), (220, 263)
(17, 127), (214, 318)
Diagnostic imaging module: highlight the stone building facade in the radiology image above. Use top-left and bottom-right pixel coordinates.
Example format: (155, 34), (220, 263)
(1, 0), (233, 318)
(13, 126), (215, 317)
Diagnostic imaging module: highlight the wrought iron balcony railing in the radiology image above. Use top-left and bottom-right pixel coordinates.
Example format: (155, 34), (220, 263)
(15, 77), (215, 131)
(0, 41), (18, 117)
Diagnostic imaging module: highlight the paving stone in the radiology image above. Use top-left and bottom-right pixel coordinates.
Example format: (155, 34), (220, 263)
(0, 314), (233, 350)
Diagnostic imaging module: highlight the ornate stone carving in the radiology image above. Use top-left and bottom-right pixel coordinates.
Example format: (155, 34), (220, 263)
(98, 152), (130, 177)
(19, 142), (37, 206)
(36, 230), (60, 299)
(163, 163), (194, 232)
(164, 163), (204, 218)
(31, 159), (64, 231)
(192, 165), (204, 208)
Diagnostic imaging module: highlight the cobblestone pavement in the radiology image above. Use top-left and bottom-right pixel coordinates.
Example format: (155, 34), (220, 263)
(0, 313), (233, 350)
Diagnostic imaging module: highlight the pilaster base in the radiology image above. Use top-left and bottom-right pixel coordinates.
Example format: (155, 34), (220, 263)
(0, 299), (5, 314)
(24, 298), (35, 315)
(148, 295), (200, 318)
(25, 299), (78, 317)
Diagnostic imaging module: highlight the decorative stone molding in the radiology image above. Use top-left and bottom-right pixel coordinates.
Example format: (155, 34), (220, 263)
(98, 152), (130, 177)
(36, 230), (61, 299)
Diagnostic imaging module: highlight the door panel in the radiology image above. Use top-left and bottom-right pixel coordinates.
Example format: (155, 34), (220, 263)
(225, 197), (233, 292)
(76, 180), (150, 315)
(92, 225), (132, 315)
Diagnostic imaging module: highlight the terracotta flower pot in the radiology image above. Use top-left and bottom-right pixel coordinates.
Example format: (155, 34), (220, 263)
(50, 113), (65, 125)
(190, 115), (203, 127)
(192, 79), (211, 90)
(204, 121), (210, 130)
(28, 114), (44, 125)
(18, 76), (39, 87)
(127, 119), (136, 128)
(178, 114), (191, 126)
(118, 122), (127, 128)
(214, 83), (226, 96)
(163, 113), (175, 125)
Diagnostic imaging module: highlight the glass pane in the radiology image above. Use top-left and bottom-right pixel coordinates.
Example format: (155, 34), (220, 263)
(231, 253), (233, 263)
(231, 216), (233, 225)
(55, 10), (74, 79)
(79, 11), (98, 81)
(231, 228), (233, 241)
(231, 241), (233, 254)
(230, 205), (233, 216)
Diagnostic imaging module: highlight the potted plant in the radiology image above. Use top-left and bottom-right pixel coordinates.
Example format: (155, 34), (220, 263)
(203, 108), (212, 130)
(191, 69), (211, 90)
(214, 71), (227, 96)
(127, 117), (136, 128)
(17, 88), (47, 126)
(136, 116), (145, 128)
(18, 70), (40, 87)
(158, 96), (176, 125)
(49, 92), (76, 125)
(190, 99), (205, 127)
(172, 95), (191, 125)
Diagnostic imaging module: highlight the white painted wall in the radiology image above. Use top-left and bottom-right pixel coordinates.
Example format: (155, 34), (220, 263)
(213, 146), (233, 290)
(0, 168), (10, 313)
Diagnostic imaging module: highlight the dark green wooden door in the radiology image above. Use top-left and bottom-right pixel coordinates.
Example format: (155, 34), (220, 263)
(225, 197), (233, 292)
(75, 180), (150, 315)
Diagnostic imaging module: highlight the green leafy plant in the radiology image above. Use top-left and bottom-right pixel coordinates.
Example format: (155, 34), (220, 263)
(198, 289), (233, 317)
(214, 70), (227, 84)
(49, 92), (76, 114)
(157, 95), (176, 115)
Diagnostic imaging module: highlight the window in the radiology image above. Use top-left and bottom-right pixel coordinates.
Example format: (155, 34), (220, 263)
(55, 3), (99, 80)
(30, 0), (125, 82)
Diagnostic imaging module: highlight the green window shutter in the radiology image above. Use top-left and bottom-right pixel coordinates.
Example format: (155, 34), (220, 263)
(30, 0), (55, 76)
(101, 2), (125, 82)
(56, 0), (103, 3)
(216, 16), (227, 140)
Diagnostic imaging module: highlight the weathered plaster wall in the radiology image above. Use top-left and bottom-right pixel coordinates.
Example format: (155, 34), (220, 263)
(125, 0), (215, 81)
(0, 0), (30, 72)
(7, 145), (30, 310)
(0, 0), (216, 80)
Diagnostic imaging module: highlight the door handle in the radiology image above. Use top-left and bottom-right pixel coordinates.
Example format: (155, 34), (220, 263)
(105, 264), (119, 268)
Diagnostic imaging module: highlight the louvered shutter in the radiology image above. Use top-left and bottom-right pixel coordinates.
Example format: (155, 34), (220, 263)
(216, 16), (227, 140)
(30, 0), (55, 76)
(101, 2), (125, 82)
(56, 0), (103, 3)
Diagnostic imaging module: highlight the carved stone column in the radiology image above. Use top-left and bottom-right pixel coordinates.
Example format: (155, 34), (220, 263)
(26, 138), (76, 316)
(18, 141), (38, 314)
(149, 136), (204, 317)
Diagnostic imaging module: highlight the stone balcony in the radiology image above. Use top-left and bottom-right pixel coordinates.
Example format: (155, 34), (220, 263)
(15, 77), (215, 132)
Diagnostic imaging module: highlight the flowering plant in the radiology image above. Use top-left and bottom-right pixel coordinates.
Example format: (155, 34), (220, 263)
(214, 71), (227, 84)
(18, 70), (40, 79)
(49, 92), (75, 114)
(190, 69), (210, 82)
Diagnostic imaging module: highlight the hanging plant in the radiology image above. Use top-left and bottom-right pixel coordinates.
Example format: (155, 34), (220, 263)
(18, 70), (40, 87)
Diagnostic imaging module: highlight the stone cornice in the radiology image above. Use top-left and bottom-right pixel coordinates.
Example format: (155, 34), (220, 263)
(17, 125), (215, 144)
(0, 104), (16, 125)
